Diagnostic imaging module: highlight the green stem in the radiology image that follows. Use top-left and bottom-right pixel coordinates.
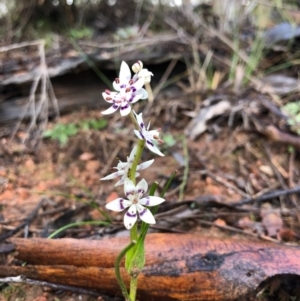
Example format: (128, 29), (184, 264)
(129, 139), (145, 185)
(127, 110), (146, 301)
(129, 110), (139, 130)
(128, 110), (145, 185)
(130, 277), (138, 301)
(115, 241), (136, 301)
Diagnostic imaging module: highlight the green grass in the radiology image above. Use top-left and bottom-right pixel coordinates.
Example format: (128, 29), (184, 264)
(43, 118), (107, 146)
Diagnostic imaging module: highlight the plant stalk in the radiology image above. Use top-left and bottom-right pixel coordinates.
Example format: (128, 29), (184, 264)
(114, 241), (136, 301)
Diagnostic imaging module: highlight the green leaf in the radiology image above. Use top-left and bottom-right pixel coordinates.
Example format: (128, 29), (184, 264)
(65, 124), (78, 135)
(80, 121), (90, 130)
(79, 119), (108, 131)
(282, 102), (300, 116)
(163, 133), (176, 148)
(68, 27), (93, 39)
(43, 123), (79, 146)
(43, 129), (53, 137)
(127, 238), (145, 275)
(59, 133), (68, 145)
(295, 114), (300, 122)
(89, 119), (107, 130)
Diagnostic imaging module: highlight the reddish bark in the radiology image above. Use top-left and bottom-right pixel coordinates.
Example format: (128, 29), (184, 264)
(1, 234), (300, 300)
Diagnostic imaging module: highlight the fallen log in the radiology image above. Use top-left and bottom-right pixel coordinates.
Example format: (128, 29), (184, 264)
(1, 234), (300, 301)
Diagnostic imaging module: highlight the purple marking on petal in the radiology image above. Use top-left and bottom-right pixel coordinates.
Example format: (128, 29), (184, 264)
(138, 189), (144, 194)
(126, 190), (134, 197)
(144, 197), (150, 206)
(131, 87), (137, 92)
(129, 96), (134, 103)
(139, 207), (147, 217)
(120, 199), (125, 210)
(120, 84), (126, 89)
(139, 131), (145, 140)
(140, 122), (145, 129)
(147, 140), (154, 146)
(121, 103), (129, 110)
(126, 211), (137, 218)
(113, 104), (119, 109)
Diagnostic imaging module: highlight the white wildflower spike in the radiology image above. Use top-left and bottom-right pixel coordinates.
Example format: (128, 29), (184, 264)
(106, 178), (165, 229)
(132, 60), (143, 73)
(133, 112), (164, 157)
(100, 146), (154, 186)
(101, 61), (148, 116)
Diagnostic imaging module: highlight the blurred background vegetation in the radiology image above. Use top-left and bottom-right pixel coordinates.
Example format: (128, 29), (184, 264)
(0, 0), (300, 44)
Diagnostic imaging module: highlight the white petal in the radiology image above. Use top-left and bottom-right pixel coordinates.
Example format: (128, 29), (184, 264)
(124, 205), (138, 229)
(100, 170), (124, 180)
(139, 196), (165, 207)
(119, 61), (132, 82)
(147, 129), (160, 138)
(114, 175), (126, 186)
(113, 81), (121, 91)
(136, 204), (156, 224)
(138, 69), (153, 77)
(138, 69), (153, 84)
(102, 92), (116, 103)
(116, 162), (128, 170)
(101, 104), (119, 115)
(132, 74), (138, 82)
(137, 159), (154, 171)
(128, 145), (138, 162)
(146, 140), (164, 156)
(136, 179), (148, 196)
(124, 178), (136, 197)
(137, 88), (148, 99)
(106, 198), (131, 212)
(120, 102), (131, 116)
(133, 112), (145, 129)
(126, 93), (142, 104)
(132, 78), (145, 91)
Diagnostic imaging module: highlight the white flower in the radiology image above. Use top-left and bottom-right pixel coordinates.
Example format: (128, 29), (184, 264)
(132, 61), (153, 83)
(100, 146), (154, 186)
(101, 61), (148, 116)
(137, 68), (153, 84)
(106, 178), (165, 229)
(133, 112), (164, 157)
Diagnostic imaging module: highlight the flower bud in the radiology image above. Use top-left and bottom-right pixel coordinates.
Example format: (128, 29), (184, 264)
(132, 60), (143, 73)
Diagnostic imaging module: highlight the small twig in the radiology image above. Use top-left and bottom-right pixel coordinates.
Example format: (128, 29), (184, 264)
(179, 135), (189, 201)
(231, 186), (300, 206)
(262, 142), (288, 188)
(100, 144), (123, 176)
(195, 155), (249, 198)
(202, 169), (249, 198)
(0, 198), (45, 242)
(152, 58), (178, 99)
(195, 219), (280, 243)
(250, 182), (280, 199)
(0, 276), (101, 297)
(39, 206), (68, 217)
(0, 40), (44, 52)
(288, 148), (299, 208)
(7, 40), (59, 145)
